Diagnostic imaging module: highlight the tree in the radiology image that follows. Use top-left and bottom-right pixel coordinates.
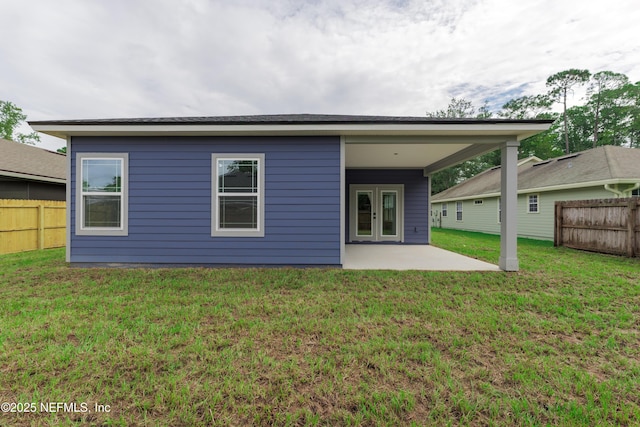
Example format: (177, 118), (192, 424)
(564, 105), (594, 152)
(546, 69), (591, 154)
(499, 94), (553, 119)
(428, 97), (499, 193)
(621, 81), (640, 148)
(427, 97), (476, 118)
(499, 94), (562, 160)
(587, 71), (629, 147)
(0, 100), (40, 145)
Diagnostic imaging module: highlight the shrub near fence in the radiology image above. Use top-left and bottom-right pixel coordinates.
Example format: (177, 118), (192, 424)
(0, 199), (66, 254)
(554, 197), (640, 258)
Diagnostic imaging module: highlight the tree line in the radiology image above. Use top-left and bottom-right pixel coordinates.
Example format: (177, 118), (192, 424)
(429, 69), (640, 193)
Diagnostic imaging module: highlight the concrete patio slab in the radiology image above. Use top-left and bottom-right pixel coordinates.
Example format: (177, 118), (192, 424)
(343, 245), (501, 271)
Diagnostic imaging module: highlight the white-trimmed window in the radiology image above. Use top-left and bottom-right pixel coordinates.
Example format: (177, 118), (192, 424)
(528, 194), (539, 213)
(76, 153), (128, 236)
(456, 201), (463, 221)
(633, 188), (640, 197)
(212, 154), (265, 237)
(442, 203), (448, 217)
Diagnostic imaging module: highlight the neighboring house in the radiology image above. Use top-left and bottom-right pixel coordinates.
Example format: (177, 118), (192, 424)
(0, 138), (66, 200)
(30, 114), (551, 270)
(432, 146), (640, 240)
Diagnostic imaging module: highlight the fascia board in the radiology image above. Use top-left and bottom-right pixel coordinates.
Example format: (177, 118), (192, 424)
(30, 123), (552, 139)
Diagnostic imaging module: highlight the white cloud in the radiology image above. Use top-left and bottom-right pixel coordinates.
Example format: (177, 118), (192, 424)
(1, 0), (639, 151)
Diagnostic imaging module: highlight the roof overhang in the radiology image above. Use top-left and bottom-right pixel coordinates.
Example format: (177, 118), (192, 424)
(30, 122), (551, 139)
(30, 117), (552, 171)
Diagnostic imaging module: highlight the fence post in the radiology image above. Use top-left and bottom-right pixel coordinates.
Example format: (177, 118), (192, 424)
(554, 202), (562, 247)
(628, 199), (637, 258)
(38, 204), (45, 250)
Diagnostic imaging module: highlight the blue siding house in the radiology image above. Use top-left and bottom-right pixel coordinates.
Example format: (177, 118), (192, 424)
(30, 114), (552, 271)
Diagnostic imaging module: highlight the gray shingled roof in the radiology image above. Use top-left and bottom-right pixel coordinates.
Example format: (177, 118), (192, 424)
(0, 138), (66, 182)
(432, 146), (640, 201)
(29, 113), (552, 126)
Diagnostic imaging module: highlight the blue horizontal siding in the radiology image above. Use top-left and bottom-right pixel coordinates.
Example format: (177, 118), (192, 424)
(346, 169), (429, 244)
(70, 136), (341, 265)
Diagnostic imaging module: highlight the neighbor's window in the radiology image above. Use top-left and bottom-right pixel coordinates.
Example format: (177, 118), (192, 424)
(76, 153), (128, 236)
(212, 154), (265, 237)
(442, 203), (448, 217)
(632, 188), (640, 197)
(528, 194), (539, 213)
(456, 201), (463, 221)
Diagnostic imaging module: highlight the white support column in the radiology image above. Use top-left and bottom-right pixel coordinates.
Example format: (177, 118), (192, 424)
(339, 136), (346, 266)
(499, 140), (519, 271)
(426, 174), (432, 244)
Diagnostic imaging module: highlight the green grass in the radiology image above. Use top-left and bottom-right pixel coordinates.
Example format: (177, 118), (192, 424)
(1, 230), (639, 426)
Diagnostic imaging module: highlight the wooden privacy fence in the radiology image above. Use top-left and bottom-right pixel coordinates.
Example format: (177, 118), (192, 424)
(554, 198), (640, 258)
(0, 199), (66, 254)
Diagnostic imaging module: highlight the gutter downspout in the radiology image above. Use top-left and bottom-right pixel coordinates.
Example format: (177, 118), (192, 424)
(605, 183), (640, 198)
(605, 184), (625, 197)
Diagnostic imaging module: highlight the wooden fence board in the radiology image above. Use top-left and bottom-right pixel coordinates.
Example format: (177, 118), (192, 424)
(555, 198), (640, 258)
(0, 199), (66, 254)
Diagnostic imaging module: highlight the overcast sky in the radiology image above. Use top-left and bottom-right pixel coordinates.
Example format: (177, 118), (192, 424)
(2, 0), (639, 151)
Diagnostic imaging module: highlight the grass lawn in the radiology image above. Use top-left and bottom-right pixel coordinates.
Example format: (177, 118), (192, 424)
(0, 229), (639, 426)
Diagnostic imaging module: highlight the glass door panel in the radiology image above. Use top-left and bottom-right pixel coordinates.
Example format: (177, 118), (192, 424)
(350, 185), (402, 242)
(356, 191), (373, 237)
(381, 191), (397, 236)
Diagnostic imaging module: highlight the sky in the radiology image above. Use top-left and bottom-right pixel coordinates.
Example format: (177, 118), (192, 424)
(2, 0), (639, 151)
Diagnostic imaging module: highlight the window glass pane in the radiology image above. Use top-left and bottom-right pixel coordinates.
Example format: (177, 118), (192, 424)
(82, 159), (122, 192)
(381, 192), (397, 236)
(218, 159), (258, 193)
(84, 195), (121, 227)
(219, 196), (258, 229)
(356, 191), (372, 236)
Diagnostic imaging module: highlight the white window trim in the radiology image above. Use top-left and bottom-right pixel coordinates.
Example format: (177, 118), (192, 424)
(76, 153), (128, 236)
(442, 203), (448, 217)
(212, 153), (265, 237)
(528, 194), (540, 214)
(456, 201), (463, 222)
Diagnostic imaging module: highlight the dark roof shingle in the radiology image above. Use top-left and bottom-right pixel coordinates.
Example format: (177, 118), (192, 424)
(29, 113), (553, 126)
(432, 146), (640, 200)
(0, 138), (66, 182)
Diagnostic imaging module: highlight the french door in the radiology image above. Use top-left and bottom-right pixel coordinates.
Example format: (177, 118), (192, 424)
(349, 185), (403, 242)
